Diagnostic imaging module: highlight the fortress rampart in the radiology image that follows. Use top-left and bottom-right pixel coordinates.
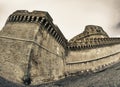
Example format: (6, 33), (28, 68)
(0, 10), (120, 85)
(6, 10), (67, 48)
(66, 44), (120, 74)
(0, 10), (67, 85)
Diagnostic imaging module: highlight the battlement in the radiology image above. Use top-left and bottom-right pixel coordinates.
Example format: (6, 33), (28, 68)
(6, 10), (67, 48)
(9, 10), (53, 21)
(68, 25), (112, 50)
(68, 38), (120, 50)
(69, 25), (109, 43)
(1, 10), (120, 86)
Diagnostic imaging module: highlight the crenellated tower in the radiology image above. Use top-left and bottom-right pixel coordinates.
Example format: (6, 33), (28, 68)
(0, 10), (120, 86)
(0, 10), (67, 85)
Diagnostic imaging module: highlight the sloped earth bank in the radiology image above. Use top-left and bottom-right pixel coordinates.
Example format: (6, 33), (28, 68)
(1, 62), (120, 87)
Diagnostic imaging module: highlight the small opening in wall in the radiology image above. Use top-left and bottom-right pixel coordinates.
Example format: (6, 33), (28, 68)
(33, 16), (37, 21)
(38, 17), (42, 22)
(25, 16), (28, 21)
(9, 15), (12, 21)
(29, 16), (32, 22)
(75, 46), (78, 49)
(12, 15), (16, 22)
(83, 45), (86, 48)
(47, 27), (51, 32)
(67, 46), (69, 49)
(17, 15), (20, 21)
(45, 23), (49, 28)
(22, 16), (26, 21)
(59, 37), (62, 43)
(15, 15), (18, 21)
(42, 19), (46, 25)
(18, 15), (21, 21)
(52, 31), (56, 36)
(54, 33), (58, 39)
(78, 46), (81, 49)
(47, 25), (52, 31)
(71, 46), (74, 50)
(50, 28), (54, 34)
(96, 29), (101, 33)
(60, 38), (63, 44)
(57, 36), (60, 42)
(19, 15), (24, 21)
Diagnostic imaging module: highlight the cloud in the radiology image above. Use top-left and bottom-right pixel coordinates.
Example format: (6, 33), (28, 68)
(0, 0), (120, 39)
(108, 0), (120, 36)
(0, 4), (4, 14)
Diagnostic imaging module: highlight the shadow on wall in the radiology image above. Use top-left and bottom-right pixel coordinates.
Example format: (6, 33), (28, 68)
(0, 76), (23, 87)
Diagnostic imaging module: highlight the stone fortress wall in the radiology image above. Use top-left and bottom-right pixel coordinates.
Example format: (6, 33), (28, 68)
(66, 25), (120, 75)
(66, 42), (120, 75)
(0, 10), (67, 85)
(0, 10), (120, 85)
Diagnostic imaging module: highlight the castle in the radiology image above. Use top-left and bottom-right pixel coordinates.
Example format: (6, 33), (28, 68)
(0, 10), (120, 86)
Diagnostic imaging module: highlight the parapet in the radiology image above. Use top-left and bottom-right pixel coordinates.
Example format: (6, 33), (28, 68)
(6, 10), (67, 48)
(10, 10), (53, 21)
(69, 25), (109, 43)
(68, 38), (120, 50)
(68, 25), (120, 50)
(1, 10), (120, 86)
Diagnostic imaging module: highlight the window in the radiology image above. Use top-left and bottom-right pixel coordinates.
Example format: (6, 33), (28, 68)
(96, 29), (101, 32)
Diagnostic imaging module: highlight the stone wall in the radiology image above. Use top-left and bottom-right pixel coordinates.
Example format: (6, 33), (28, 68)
(0, 21), (66, 85)
(0, 22), (39, 84)
(69, 25), (109, 43)
(1, 10), (120, 86)
(30, 26), (66, 85)
(65, 44), (120, 74)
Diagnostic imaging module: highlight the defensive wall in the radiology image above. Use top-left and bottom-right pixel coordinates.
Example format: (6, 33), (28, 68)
(0, 10), (120, 85)
(66, 38), (120, 75)
(0, 10), (67, 85)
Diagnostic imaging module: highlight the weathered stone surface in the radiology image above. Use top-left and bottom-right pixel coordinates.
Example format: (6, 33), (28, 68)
(65, 44), (120, 73)
(69, 25), (109, 43)
(0, 10), (66, 85)
(0, 10), (120, 86)
(1, 62), (120, 87)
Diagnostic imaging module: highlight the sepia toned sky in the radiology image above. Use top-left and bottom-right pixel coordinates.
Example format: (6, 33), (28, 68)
(0, 0), (120, 40)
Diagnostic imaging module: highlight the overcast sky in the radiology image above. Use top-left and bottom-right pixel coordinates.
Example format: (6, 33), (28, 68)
(0, 0), (120, 40)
